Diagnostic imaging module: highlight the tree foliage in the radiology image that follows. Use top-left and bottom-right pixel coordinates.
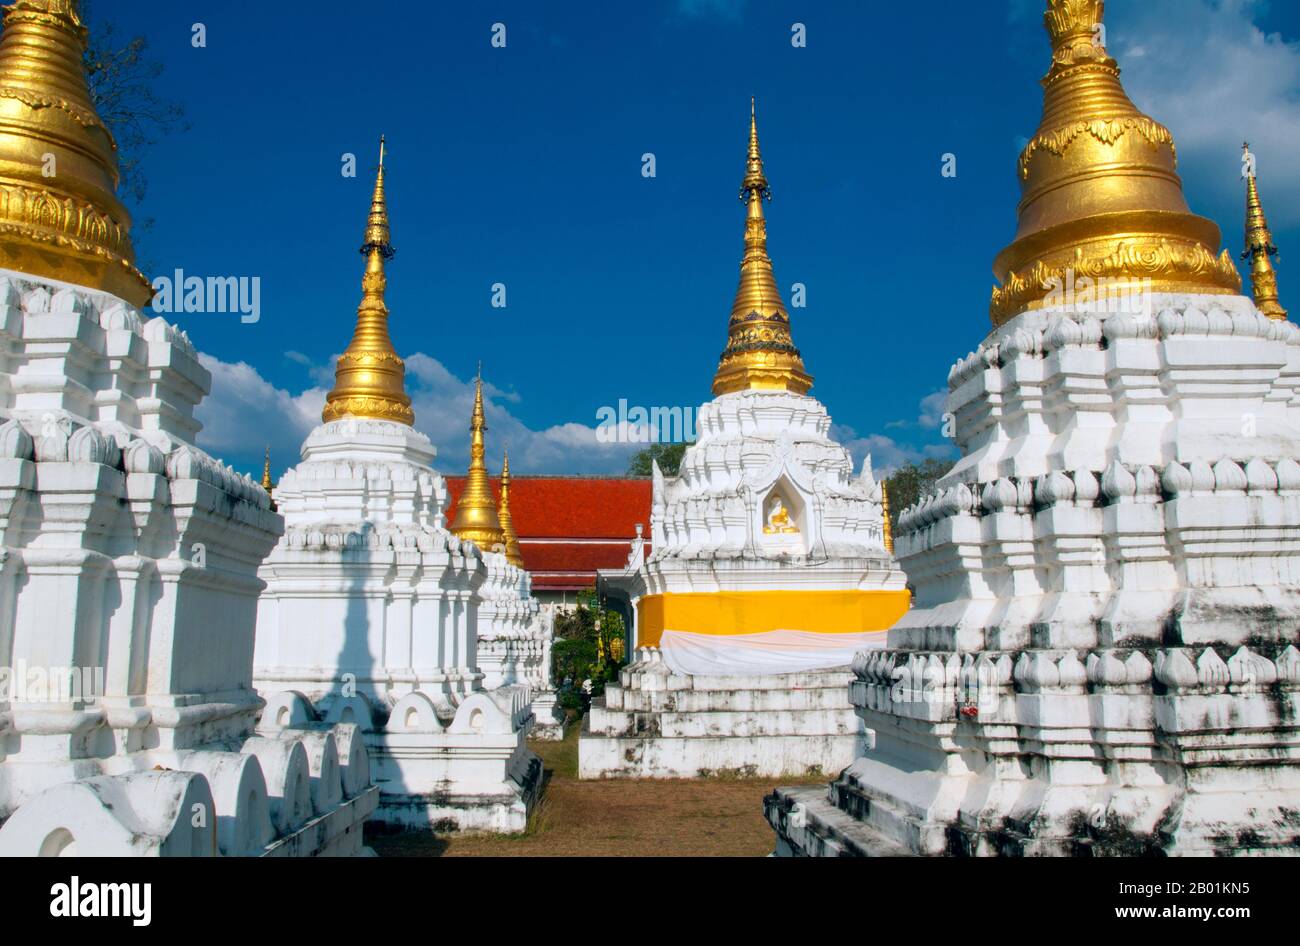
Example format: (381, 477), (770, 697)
(884, 458), (952, 534)
(552, 589), (627, 710)
(627, 441), (690, 476)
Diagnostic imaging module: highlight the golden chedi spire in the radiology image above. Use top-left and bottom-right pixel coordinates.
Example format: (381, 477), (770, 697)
(322, 136), (415, 425)
(0, 0), (151, 305)
(449, 367), (506, 551)
(1242, 143), (1287, 321)
(497, 448), (525, 568)
(881, 481), (893, 554)
(712, 98), (812, 397)
(989, 0), (1240, 326)
(260, 445), (277, 511)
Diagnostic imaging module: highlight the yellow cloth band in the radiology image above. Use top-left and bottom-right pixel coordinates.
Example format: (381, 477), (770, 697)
(636, 590), (911, 647)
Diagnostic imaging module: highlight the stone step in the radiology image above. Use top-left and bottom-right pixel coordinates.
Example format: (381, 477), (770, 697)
(603, 684), (853, 713)
(827, 771), (937, 854)
(588, 704), (862, 738)
(578, 731), (860, 779)
(765, 785), (913, 857)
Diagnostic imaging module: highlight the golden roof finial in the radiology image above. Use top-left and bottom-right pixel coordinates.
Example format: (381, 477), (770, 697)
(0, 0), (151, 305)
(449, 369), (506, 552)
(498, 447), (525, 568)
(989, 0), (1240, 325)
(712, 98), (812, 397)
(1242, 143), (1287, 321)
(322, 136), (414, 426)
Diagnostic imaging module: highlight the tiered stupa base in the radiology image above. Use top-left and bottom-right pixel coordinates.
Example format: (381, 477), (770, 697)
(259, 688), (542, 833)
(768, 296), (1300, 857)
(579, 649), (863, 778)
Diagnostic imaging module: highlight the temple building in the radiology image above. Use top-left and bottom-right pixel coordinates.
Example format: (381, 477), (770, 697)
(767, 0), (1300, 856)
(252, 147), (548, 829)
(446, 474), (651, 609)
(0, 0), (376, 856)
(580, 101), (909, 779)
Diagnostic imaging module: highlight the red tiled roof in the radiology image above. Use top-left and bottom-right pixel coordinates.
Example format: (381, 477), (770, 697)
(445, 476), (651, 540)
(519, 541), (633, 573)
(444, 476), (652, 591)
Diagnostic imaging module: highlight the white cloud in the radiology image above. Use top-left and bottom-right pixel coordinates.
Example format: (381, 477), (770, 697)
(194, 351), (641, 477)
(917, 390), (947, 429)
(195, 355), (324, 465)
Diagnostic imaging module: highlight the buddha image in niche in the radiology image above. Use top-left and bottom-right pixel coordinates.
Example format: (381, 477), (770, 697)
(763, 495), (799, 534)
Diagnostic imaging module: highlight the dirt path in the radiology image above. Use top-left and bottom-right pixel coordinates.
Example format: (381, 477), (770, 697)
(369, 719), (824, 857)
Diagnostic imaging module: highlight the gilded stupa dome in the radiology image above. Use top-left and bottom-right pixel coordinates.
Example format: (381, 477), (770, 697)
(0, 0), (151, 305)
(990, 0), (1241, 325)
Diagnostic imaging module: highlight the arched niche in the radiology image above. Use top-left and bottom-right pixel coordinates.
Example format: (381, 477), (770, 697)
(758, 478), (808, 553)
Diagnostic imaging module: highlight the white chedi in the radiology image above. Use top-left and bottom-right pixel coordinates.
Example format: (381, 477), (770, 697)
(582, 388), (907, 779)
(253, 418), (543, 832)
(767, 295), (1300, 856)
(0, 275), (376, 856)
(641, 389), (905, 676)
(255, 419), (482, 702)
(477, 552), (565, 739)
(477, 551), (541, 690)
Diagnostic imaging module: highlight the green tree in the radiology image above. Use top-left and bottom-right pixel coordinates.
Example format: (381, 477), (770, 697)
(627, 441), (691, 476)
(884, 458), (952, 534)
(552, 589), (627, 710)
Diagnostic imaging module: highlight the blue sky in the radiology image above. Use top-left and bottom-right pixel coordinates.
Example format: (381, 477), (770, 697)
(93, 0), (1300, 480)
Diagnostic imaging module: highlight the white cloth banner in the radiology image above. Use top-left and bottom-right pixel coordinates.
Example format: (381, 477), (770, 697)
(659, 628), (889, 676)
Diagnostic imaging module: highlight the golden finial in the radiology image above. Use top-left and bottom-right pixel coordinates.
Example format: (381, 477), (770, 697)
(1242, 143), (1287, 321)
(881, 481), (893, 554)
(260, 445), (277, 511)
(322, 136), (414, 426)
(989, 0), (1240, 325)
(498, 447), (525, 568)
(0, 0), (151, 305)
(711, 98), (812, 397)
(449, 369), (506, 552)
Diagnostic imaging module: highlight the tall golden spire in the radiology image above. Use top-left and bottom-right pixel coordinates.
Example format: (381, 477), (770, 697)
(260, 445), (277, 511)
(712, 98), (812, 397)
(1242, 143), (1287, 321)
(497, 448), (525, 568)
(0, 0), (151, 305)
(881, 481), (893, 554)
(989, 0), (1240, 325)
(449, 367), (506, 551)
(322, 136), (414, 425)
